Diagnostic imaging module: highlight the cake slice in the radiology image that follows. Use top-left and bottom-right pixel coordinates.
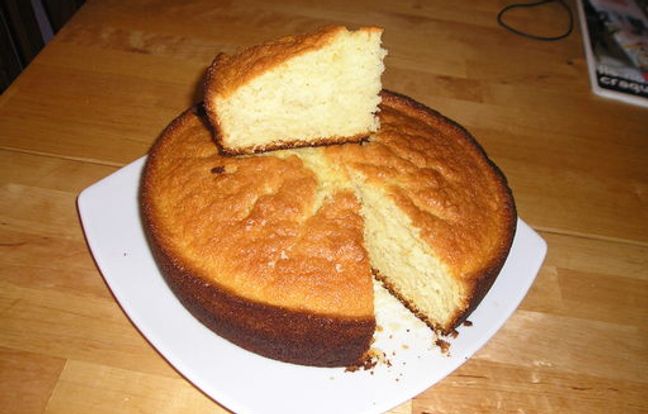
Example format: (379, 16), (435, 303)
(322, 91), (517, 333)
(203, 26), (387, 155)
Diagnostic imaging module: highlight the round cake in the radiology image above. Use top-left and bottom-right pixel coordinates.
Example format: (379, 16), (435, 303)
(140, 90), (516, 367)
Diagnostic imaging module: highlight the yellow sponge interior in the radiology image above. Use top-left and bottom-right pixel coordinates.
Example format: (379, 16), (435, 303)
(352, 178), (464, 331)
(215, 29), (386, 149)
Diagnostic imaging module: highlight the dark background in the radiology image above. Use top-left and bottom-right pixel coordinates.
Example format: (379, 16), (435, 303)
(1, 0), (85, 93)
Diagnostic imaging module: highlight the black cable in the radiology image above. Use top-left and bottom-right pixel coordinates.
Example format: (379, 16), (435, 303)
(497, 0), (574, 41)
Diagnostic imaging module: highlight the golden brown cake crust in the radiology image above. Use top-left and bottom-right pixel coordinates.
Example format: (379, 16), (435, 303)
(145, 214), (375, 366)
(141, 107), (375, 367)
(203, 25), (382, 155)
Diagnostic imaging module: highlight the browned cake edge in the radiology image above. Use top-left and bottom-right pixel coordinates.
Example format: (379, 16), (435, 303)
(372, 242), (511, 336)
(140, 107), (375, 367)
(376, 90), (518, 335)
(203, 52), (242, 154)
(216, 126), (371, 156)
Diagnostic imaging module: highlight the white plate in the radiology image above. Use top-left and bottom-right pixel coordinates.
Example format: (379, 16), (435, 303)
(78, 157), (546, 414)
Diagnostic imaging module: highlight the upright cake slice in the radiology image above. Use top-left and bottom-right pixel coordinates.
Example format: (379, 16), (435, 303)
(204, 26), (386, 155)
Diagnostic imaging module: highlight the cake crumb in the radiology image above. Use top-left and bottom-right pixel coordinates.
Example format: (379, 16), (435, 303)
(449, 329), (459, 338)
(463, 320), (473, 327)
(345, 349), (390, 372)
(435, 338), (451, 354)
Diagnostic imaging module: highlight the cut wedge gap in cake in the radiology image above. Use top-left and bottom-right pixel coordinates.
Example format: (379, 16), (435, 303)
(204, 26), (387, 155)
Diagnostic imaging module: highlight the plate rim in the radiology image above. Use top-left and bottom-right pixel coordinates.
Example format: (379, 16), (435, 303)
(77, 156), (547, 414)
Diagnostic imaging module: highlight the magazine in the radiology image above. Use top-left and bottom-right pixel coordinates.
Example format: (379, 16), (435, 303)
(576, 0), (648, 107)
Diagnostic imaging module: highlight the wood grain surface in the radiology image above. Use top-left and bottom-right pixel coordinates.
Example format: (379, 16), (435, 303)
(1, 1), (646, 413)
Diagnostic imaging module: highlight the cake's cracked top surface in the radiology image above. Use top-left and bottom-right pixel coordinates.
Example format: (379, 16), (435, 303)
(141, 107), (374, 320)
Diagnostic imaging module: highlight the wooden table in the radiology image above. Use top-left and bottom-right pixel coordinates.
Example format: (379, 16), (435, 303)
(1, 1), (646, 413)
